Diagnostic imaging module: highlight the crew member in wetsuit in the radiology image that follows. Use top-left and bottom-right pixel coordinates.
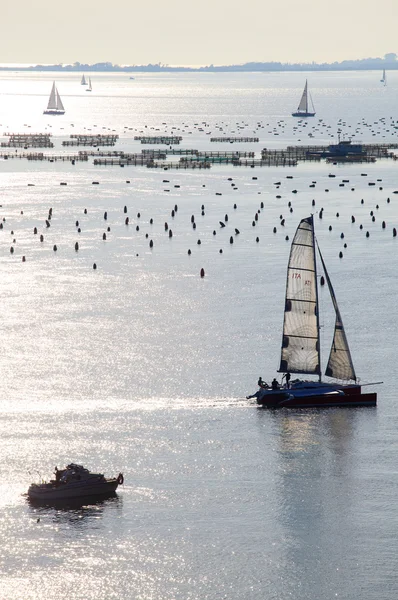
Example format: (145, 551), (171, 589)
(271, 378), (279, 390)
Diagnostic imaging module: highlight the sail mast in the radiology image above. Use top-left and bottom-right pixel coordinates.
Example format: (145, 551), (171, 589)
(313, 218), (322, 382)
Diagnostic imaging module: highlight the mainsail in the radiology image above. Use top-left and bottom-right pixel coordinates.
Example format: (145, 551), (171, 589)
(297, 80), (308, 113)
(47, 82), (57, 110)
(81, 74), (87, 85)
(317, 245), (356, 382)
(279, 216), (321, 376)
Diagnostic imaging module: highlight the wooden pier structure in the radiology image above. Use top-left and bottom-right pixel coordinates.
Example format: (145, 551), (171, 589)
(1, 133), (53, 148)
(147, 161), (211, 169)
(0, 151), (87, 161)
(210, 137), (259, 143)
(63, 134), (119, 147)
(261, 143), (398, 163)
(134, 136), (182, 145)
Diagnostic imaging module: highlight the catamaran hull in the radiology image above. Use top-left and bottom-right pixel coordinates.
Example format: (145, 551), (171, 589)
(43, 110), (65, 115)
(256, 388), (377, 409)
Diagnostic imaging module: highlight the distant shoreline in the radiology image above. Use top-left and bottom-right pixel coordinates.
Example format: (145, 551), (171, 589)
(0, 59), (397, 73)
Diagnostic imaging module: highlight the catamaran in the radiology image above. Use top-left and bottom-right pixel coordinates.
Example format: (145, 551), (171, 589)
(43, 82), (65, 115)
(249, 215), (380, 408)
(292, 80), (316, 117)
(81, 74), (87, 85)
(86, 77), (92, 92)
(380, 70), (386, 85)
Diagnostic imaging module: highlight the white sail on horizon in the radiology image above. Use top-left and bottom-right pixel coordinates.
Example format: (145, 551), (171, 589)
(293, 80), (315, 115)
(44, 82), (65, 114)
(47, 82), (57, 110)
(297, 80), (308, 113)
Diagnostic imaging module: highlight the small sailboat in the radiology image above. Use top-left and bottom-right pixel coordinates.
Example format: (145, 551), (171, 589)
(81, 74), (87, 85)
(248, 215), (380, 408)
(86, 77), (92, 92)
(43, 82), (65, 115)
(380, 69), (386, 85)
(292, 80), (316, 117)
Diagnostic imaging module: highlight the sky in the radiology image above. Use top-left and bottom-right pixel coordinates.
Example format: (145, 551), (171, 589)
(1, 0), (397, 66)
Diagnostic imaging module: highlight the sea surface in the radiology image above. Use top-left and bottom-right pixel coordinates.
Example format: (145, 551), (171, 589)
(0, 70), (397, 600)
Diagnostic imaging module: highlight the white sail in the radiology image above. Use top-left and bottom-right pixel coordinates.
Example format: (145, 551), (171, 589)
(279, 215), (321, 376)
(297, 80), (308, 113)
(55, 89), (65, 111)
(81, 74), (87, 85)
(87, 77), (92, 91)
(47, 82), (57, 110)
(317, 245), (356, 381)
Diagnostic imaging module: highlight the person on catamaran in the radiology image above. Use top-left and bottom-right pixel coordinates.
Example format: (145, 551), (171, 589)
(283, 372), (291, 388)
(271, 378), (279, 390)
(258, 377), (269, 389)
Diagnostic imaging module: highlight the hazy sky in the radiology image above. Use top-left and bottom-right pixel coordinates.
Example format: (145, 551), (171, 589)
(2, 0), (397, 65)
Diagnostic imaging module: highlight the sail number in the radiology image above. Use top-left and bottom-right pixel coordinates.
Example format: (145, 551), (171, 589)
(292, 272), (311, 285)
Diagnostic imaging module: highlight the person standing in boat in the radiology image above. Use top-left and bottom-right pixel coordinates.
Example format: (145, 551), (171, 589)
(283, 372), (291, 389)
(54, 467), (61, 485)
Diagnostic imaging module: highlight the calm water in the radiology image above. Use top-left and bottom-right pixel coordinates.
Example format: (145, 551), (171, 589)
(0, 71), (397, 600)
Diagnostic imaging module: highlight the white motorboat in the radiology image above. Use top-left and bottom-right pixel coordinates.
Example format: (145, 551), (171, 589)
(28, 463), (123, 502)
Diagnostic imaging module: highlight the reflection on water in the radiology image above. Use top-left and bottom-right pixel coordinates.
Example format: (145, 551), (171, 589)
(255, 407), (382, 599)
(28, 493), (122, 527)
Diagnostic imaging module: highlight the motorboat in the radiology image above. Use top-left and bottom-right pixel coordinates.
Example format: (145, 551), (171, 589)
(27, 463), (124, 503)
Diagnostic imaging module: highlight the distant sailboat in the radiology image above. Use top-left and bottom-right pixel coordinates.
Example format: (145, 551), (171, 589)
(81, 74), (87, 85)
(380, 69), (386, 85)
(86, 77), (92, 92)
(292, 80), (316, 117)
(43, 82), (65, 115)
